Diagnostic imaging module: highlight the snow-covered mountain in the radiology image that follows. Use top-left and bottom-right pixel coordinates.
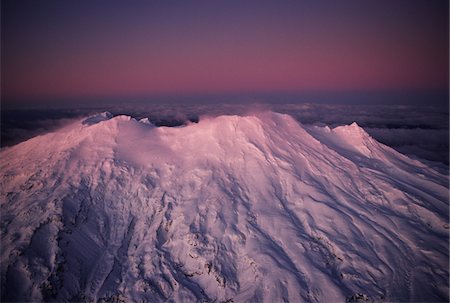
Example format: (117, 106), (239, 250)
(1, 112), (448, 302)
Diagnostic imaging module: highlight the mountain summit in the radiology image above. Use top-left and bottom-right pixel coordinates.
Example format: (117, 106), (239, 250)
(1, 112), (448, 302)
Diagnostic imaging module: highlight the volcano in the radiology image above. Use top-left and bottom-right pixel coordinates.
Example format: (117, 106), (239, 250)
(1, 112), (448, 302)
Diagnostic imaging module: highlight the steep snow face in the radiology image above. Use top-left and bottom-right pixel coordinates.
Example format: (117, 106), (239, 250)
(0, 112), (448, 302)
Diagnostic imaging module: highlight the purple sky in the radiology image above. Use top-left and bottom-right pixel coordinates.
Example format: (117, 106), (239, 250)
(2, 0), (448, 106)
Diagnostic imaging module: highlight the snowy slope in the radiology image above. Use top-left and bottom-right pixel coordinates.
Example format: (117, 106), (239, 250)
(0, 112), (448, 302)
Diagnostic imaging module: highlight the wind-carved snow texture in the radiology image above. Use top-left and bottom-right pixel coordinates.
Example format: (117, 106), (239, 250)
(0, 112), (448, 302)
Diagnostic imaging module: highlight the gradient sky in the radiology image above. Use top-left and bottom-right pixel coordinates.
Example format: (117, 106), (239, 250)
(2, 0), (448, 106)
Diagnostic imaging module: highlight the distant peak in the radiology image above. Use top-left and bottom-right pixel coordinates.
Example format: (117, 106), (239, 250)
(334, 122), (367, 136)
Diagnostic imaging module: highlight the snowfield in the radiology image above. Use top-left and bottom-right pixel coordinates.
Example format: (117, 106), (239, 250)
(1, 112), (448, 302)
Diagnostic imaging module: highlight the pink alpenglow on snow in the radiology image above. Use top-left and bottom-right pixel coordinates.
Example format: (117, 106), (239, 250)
(0, 112), (448, 302)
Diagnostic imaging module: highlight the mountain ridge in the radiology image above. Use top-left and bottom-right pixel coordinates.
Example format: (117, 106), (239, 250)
(1, 112), (448, 302)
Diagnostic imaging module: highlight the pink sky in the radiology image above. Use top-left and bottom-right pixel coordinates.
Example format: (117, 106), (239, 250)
(2, 1), (448, 102)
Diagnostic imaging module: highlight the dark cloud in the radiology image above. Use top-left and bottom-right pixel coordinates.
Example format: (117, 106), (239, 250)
(1, 108), (95, 147)
(365, 128), (449, 165)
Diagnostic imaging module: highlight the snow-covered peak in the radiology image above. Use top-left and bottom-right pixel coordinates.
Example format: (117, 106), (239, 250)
(334, 121), (370, 139)
(304, 121), (380, 159)
(331, 122), (374, 156)
(0, 111), (448, 302)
